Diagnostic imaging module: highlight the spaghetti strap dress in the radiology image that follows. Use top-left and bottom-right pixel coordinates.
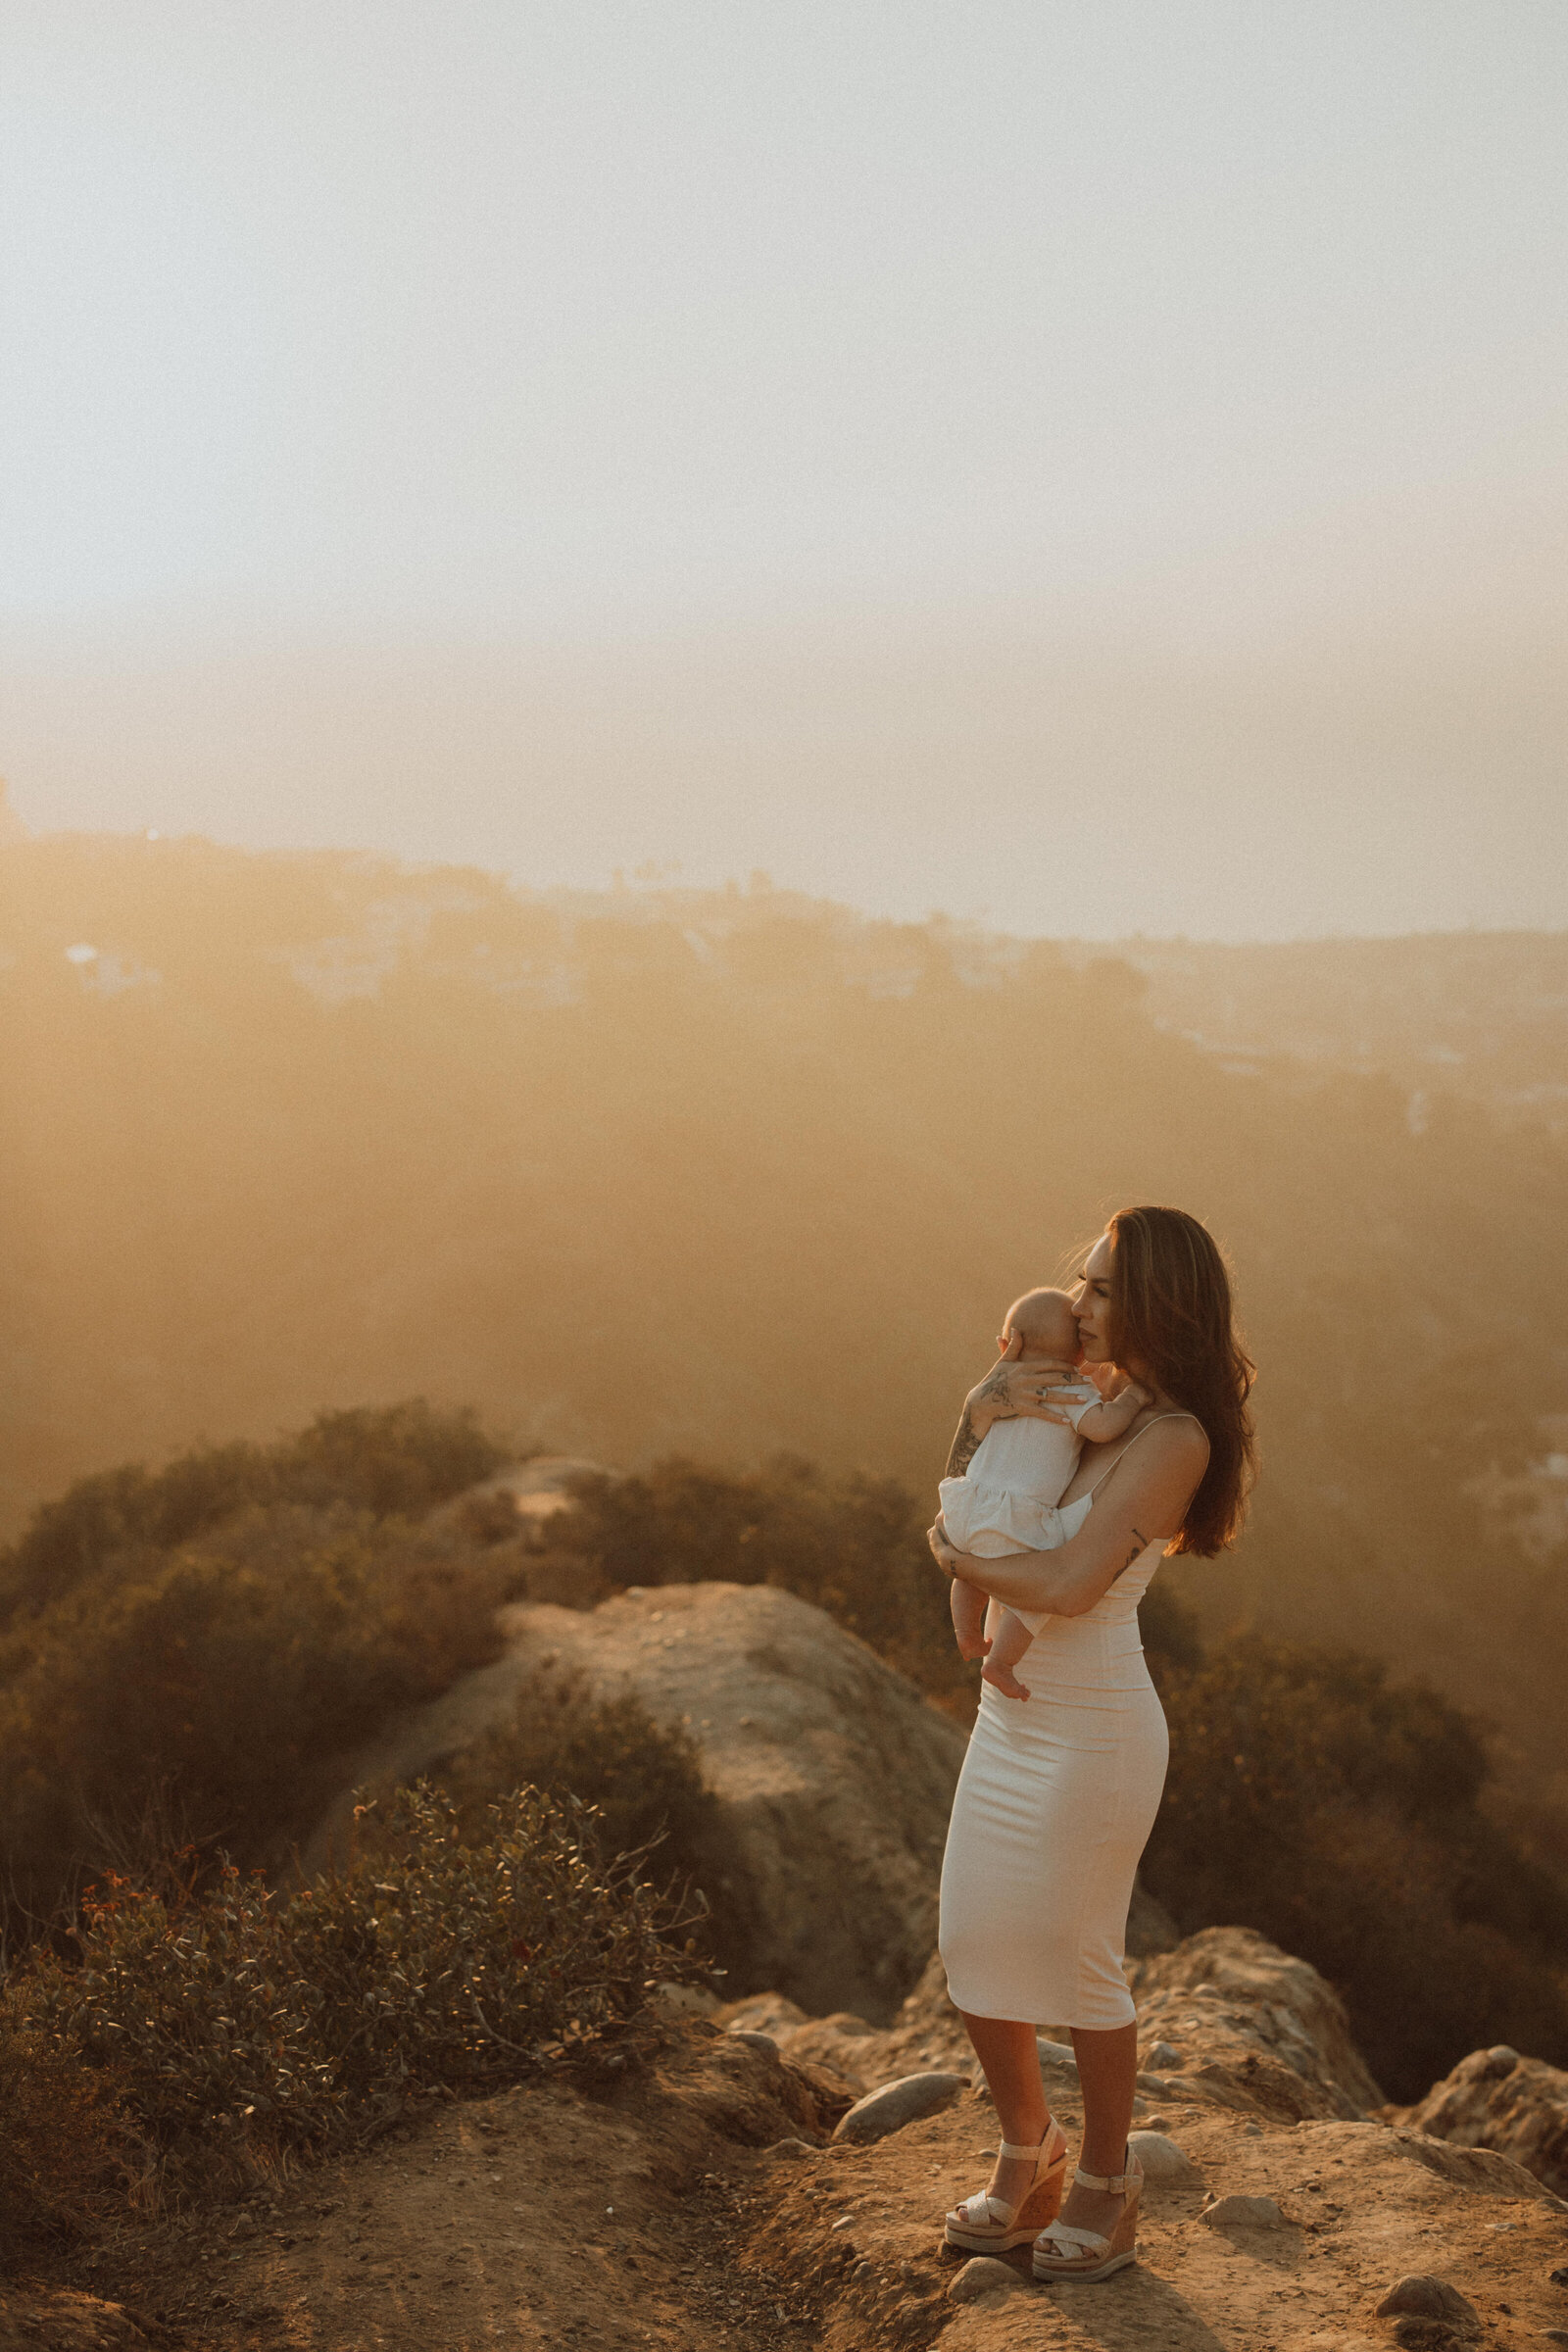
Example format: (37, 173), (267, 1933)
(937, 1415), (1194, 2031)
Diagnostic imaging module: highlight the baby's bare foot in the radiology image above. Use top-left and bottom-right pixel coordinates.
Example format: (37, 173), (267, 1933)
(983, 1661), (1031, 1701)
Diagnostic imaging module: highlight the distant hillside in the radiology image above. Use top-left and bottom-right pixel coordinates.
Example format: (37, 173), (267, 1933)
(1077, 931), (1568, 1133)
(2, 831), (1566, 1788)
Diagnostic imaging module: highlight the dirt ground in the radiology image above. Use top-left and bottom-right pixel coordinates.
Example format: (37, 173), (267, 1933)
(9, 2007), (1568, 2352)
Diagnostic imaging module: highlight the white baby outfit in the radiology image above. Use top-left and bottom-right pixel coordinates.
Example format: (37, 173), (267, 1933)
(937, 1385), (1102, 1637)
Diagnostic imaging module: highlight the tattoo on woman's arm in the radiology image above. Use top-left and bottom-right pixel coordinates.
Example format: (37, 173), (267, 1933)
(945, 1406), (981, 1479)
(1118, 1528), (1151, 1575)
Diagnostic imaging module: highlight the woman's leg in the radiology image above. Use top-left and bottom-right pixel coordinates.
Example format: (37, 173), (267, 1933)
(1057, 2021), (1138, 2234)
(958, 2012), (1054, 2208)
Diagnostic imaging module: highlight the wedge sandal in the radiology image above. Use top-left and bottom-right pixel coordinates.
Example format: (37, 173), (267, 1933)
(943, 2120), (1069, 2254)
(1031, 2150), (1144, 2282)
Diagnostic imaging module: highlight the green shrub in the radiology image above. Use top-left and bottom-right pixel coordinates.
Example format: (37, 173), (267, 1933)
(434, 1666), (760, 1984)
(0, 1504), (517, 1926)
(0, 1401), (509, 1627)
(20, 1783), (697, 2184)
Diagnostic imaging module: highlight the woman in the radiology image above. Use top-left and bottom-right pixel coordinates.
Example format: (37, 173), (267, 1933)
(928, 1204), (1254, 2284)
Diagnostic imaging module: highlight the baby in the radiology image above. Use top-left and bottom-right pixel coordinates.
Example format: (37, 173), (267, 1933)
(941, 1286), (1150, 1699)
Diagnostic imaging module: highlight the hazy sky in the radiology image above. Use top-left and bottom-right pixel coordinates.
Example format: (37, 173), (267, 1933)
(3, 2), (1566, 936)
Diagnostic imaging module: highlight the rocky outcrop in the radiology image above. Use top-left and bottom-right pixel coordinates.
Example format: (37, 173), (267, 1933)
(1393, 2042), (1568, 2200)
(110, 1974), (1568, 2352)
(1128, 1923), (1387, 2120)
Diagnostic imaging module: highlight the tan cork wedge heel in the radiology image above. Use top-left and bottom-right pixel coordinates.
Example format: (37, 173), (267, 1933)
(943, 2120), (1069, 2254)
(1031, 2150), (1144, 2282)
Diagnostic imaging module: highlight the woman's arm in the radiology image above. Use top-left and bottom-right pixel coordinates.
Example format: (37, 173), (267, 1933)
(942, 1336), (1085, 1478)
(930, 1419), (1209, 1617)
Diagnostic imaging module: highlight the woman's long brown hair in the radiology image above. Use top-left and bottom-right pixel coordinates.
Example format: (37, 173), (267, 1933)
(1104, 1203), (1256, 1555)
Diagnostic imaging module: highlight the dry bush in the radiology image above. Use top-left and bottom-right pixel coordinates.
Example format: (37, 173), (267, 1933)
(18, 1783), (699, 2199)
(0, 2007), (132, 2268)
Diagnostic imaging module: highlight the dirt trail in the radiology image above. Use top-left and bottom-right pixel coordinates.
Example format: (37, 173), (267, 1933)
(50, 2028), (846, 2352)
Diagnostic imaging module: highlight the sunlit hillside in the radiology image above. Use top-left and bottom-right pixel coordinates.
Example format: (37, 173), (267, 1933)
(4, 831), (1566, 1794)
(1085, 931), (1568, 1132)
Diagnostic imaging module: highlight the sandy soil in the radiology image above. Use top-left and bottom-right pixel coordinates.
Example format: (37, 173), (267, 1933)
(23, 2025), (850, 2352)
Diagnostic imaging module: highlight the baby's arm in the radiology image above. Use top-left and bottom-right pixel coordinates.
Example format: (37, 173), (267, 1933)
(1070, 1379), (1152, 1444)
(950, 1575), (991, 1660)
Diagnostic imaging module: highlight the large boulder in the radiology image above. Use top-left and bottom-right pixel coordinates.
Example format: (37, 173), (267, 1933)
(1393, 2043), (1568, 2199)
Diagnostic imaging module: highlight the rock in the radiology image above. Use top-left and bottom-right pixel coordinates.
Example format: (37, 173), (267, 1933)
(649, 1981), (721, 2022)
(1388, 2127), (1564, 2207)
(774, 2012), (884, 2088)
(947, 2257), (1024, 2304)
(1541, 2331), (1568, 2346)
(1392, 2045), (1568, 2199)
(1141, 2038), (1183, 2070)
(833, 2072), (969, 2145)
(1201, 2193), (1289, 2230)
(1128, 1927), (1385, 2118)
(718, 1991), (809, 2039)
(727, 2029), (779, 2055)
(428, 1455), (607, 1545)
(1373, 2275), (1478, 2327)
(762, 2138), (816, 2159)
(1127, 2130), (1203, 2186)
(312, 1580), (969, 2021)
(1037, 2035), (1077, 2070)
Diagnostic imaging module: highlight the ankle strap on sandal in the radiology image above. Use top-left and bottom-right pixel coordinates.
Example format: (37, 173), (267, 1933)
(1073, 2160), (1135, 2193)
(998, 2139), (1044, 2161)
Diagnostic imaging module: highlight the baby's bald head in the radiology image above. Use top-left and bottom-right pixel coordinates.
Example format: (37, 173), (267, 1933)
(1003, 1286), (1081, 1362)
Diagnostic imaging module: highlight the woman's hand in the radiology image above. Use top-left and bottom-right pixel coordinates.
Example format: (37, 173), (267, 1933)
(979, 1335), (1082, 1423)
(943, 1335), (1087, 1480)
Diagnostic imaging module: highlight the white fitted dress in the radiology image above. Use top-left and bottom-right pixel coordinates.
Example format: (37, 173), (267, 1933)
(938, 1419), (1190, 2031)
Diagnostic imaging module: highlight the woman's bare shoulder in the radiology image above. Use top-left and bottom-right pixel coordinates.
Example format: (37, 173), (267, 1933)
(1119, 1412), (1209, 1486)
(1147, 1411), (1210, 1460)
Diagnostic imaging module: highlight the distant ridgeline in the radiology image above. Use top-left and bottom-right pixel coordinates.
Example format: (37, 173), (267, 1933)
(1, 831), (1566, 1784)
